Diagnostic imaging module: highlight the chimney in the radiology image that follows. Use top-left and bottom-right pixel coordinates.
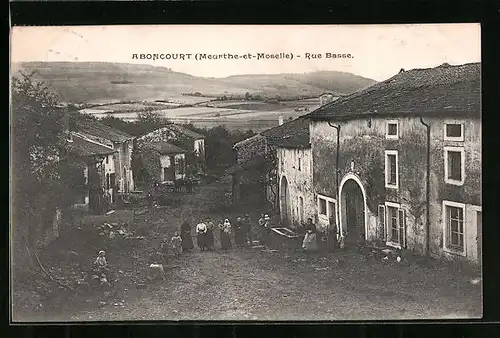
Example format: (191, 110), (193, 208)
(279, 115), (284, 126)
(399, 68), (405, 73)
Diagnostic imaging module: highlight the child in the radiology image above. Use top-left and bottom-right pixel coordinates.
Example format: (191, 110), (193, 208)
(160, 238), (170, 263)
(147, 251), (166, 282)
(94, 250), (107, 268)
(171, 232), (182, 258)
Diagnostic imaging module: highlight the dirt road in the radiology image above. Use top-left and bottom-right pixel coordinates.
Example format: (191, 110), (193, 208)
(15, 181), (481, 322)
(62, 244), (481, 321)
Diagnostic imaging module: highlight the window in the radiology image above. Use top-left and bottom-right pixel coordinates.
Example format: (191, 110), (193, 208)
(317, 195), (337, 222)
(442, 201), (466, 255)
(319, 198), (327, 216)
(386, 120), (399, 139)
(444, 122), (464, 142)
(106, 156), (109, 164)
(298, 157), (302, 171)
(385, 150), (398, 189)
(444, 146), (465, 185)
(383, 202), (406, 248)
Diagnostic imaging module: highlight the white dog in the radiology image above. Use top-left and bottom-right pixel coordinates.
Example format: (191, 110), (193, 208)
(147, 264), (166, 281)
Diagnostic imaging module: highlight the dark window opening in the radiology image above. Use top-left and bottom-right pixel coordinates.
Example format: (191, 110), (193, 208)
(387, 123), (398, 136)
(387, 154), (397, 185)
(446, 124), (463, 138)
(447, 151), (462, 181)
(319, 198), (327, 215)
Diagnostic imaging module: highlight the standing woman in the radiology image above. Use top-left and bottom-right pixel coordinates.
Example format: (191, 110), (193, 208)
(219, 218), (232, 250)
(234, 217), (244, 248)
(206, 220), (215, 251)
(302, 218), (318, 252)
(196, 221), (208, 251)
(180, 221), (194, 252)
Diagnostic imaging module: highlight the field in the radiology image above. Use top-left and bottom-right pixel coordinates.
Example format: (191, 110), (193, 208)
(12, 62), (375, 104)
(12, 61), (374, 132)
(81, 98), (322, 132)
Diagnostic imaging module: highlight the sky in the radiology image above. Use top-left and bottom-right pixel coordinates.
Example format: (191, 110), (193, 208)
(10, 24), (481, 81)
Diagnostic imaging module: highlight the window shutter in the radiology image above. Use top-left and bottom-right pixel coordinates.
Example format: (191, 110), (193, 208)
(378, 205), (386, 241)
(398, 208), (406, 248)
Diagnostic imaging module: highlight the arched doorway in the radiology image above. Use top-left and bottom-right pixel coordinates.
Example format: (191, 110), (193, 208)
(339, 175), (367, 247)
(280, 175), (289, 223)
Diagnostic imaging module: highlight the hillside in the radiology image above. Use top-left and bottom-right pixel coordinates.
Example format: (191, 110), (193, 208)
(11, 62), (376, 104)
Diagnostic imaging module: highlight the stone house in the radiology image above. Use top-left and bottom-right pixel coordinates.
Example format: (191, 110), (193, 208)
(231, 117), (312, 212)
(138, 123), (206, 171)
(319, 92), (339, 106)
(229, 134), (268, 206)
(66, 132), (117, 214)
(145, 142), (187, 182)
(75, 118), (135, 194)
(273, 117), (314, 228)
(306, 62), (481, 264)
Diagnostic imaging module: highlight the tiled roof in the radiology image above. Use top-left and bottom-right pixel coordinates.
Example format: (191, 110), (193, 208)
(166, 124), (206, 140)
(233, 134), (266, 149)
(76, 118), (134, 142)
(143, 123), (206, 140)
(308, 62), (481, 120)
(146, 142), (187, 155)
(261, 116), (311, 149)
(67, 133), (116, 157)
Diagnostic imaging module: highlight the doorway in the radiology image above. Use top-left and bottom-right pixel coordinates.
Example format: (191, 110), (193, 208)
(280, 176), (289, 223)
(340, 177), (366, 247)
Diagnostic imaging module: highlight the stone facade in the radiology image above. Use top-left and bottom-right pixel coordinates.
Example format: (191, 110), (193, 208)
(277, 147), (314, 229)
(310, 116), (481, 263)
(160, 153), (186, 181)
(138, 126), (206, 170)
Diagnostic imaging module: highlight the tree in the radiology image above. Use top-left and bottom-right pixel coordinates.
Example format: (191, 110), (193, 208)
(11, 72), (85, 254)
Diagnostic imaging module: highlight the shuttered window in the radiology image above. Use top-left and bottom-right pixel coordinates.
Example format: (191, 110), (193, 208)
(398, 208), (406, 248)
(384, 202), (406, 249)
(378, 205), (386, 240)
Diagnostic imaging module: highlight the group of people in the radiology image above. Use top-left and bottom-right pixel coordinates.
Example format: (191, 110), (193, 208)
(167, 213), (274, 254)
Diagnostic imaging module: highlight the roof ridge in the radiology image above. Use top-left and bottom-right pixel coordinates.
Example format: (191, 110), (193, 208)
(72, 132), (115, 150)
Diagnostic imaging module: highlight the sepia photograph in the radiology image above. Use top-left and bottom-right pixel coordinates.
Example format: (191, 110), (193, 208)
(9, 24), (481, 322)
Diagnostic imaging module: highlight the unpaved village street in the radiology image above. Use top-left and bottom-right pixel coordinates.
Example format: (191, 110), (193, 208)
(15, 179), (482, 322)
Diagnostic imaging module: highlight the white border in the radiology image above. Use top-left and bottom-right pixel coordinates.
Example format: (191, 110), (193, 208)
(384, 150), (399, 189)
(384, 201), (402, 249)
(442, 200), (467, 256)
(317, 194), (337, 222)
(444, 121), (465, 142)
(444, 146), (465, 186)
(385, 120), (399, 140)
(338, 173), (368, 240)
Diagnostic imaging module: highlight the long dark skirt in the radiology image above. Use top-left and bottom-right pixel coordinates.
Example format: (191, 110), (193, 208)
(197, 233), (207, 250)
(234, 228), (245, 247)
(220, 230), (232, 250)
(181, 231), (194, 251)
(206, 229), (214, 249)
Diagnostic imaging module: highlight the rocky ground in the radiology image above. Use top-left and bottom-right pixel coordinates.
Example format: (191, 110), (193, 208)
(12, 178), (482, 322)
